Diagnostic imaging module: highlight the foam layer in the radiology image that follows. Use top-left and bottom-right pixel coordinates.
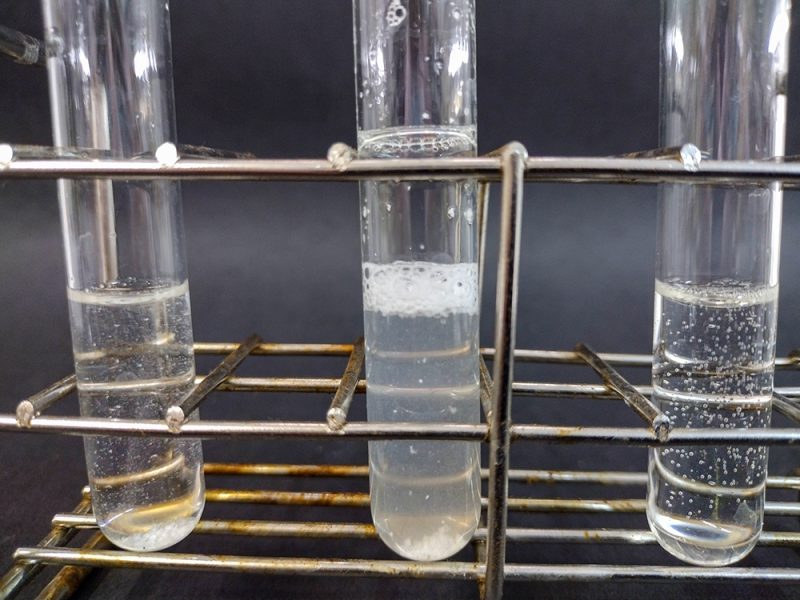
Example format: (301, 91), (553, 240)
(363, 261), (479, 317)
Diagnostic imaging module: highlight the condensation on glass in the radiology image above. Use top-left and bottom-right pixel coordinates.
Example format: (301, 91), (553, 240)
(648, 0), (790, 566)
(353, 0), (481, 561)
(42, 0), (205, 551)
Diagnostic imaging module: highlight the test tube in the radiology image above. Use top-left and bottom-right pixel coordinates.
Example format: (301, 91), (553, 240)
(353, 0), (480, 561)
(42, 0), (205, 551)
(648, 0), (790, 565)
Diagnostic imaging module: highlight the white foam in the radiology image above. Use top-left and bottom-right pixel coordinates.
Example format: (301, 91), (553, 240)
(363, 261), (479, 317)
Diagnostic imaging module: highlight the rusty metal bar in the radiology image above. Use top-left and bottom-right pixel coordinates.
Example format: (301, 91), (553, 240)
(0, 498), (91, 600)
(485, 142), (527, 600)
(479, 356), (494, 427)
(15, 375), (77, 427)
(473, 514), (488, 599)
(195, 489), (799, 516)
(212, 376), (364, 394)
(204, 462), (369, 477)
(193, 342), (353, 356)
(201, 462), (800, 489)
(52, 514), (377, 539)
(166, 334), (262, 432)
(326, 338), (365, 430)
(575, 343), (671, 442)
(33, 532), (110, 600)
(204, 489), (370, 508)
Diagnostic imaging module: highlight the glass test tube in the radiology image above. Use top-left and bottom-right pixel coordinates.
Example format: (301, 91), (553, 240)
(648, 0), (790, 565)
(354, 0), (481, 561)
(42, 0), (205, 551)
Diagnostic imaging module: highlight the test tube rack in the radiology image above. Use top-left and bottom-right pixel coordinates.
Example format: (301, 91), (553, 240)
(1, 142), (800, 600)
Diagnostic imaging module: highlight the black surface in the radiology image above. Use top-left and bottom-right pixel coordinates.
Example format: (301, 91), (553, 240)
(1, 2), (800, 599)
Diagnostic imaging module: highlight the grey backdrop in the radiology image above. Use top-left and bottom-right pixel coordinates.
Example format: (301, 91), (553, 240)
(1, 1), (800, 599)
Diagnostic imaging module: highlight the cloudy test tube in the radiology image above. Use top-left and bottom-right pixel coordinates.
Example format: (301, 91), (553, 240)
(42, 0), (204, 551)
(353, 0), (481, 561)
(648, 0), (790, 565)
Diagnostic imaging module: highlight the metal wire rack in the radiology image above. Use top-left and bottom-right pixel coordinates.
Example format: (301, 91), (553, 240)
(4, 136), (800, 600)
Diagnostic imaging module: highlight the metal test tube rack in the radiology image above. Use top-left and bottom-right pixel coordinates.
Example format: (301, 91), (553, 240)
(1, 143), (800, 599)
(3, 26), (800, 598)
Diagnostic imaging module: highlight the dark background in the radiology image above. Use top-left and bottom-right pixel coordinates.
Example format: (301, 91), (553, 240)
(1, 1), (800, 599)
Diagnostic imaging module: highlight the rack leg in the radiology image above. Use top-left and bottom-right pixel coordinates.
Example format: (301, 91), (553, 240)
(484, 143), (527, 600)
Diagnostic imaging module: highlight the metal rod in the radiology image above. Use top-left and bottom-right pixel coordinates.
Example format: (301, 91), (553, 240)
(21, 373), (800, 401)
(473, 514), (488, 600)
(477, 180), (491, 298)
(189, 342), (797, 368)
(166, 334), (262, 432)
(575, 343), (671, 441)
(479, 356), (494, 427)
(13, 547), (482, 579)
(13, 548), (800, 583)
(0, 25), (44, 66)
(210, 376), (365, 393)
(326, 338), (364, 430)
(59, 495), (800, 521)
(485, 142), (527, 600)
(15, 375), (77, 427)
(0, 498), (91, 600)
(4, 415), (800, 445)
(9, 148), (800, 187)
(53, 514), (378, 539)
(616, 144), (709, 162)
(200, 462), (800, 489)
(774, 392), (800, 425)
(203, 462), (370, 477)
(43, 514), (800, 547)
(496, 348), (800, 369)
(193, 342), (354, 356)
(510, 425), (800, 446)
(204, 489), (370, 508)
(33, 532), (110, 600)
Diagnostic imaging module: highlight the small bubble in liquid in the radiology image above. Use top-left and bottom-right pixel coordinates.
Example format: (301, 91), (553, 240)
(447, 206), (456, 219)
(464, 208), (474, 224)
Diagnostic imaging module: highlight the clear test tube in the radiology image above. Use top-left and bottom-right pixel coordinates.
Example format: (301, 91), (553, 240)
(353, 0), (480, 561)
(648, 0), (790, 565)
(42, 0), (205, 551)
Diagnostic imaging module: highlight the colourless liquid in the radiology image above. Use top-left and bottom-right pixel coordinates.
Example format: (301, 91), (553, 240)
(647, 279), (776, 565)
(364, 262), (481, 561)
(68, 281), (204, 551)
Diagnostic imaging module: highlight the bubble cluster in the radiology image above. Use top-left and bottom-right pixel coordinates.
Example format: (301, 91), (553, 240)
(362, 261), (478, 317)
(386, 0), (407, 27)
(357, 126), (476, 159)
